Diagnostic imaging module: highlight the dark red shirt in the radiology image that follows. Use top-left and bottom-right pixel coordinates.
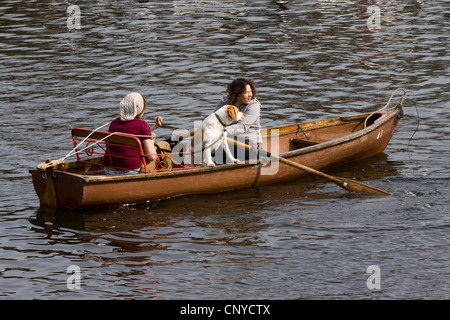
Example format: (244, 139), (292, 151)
(102, 117), (152, 170)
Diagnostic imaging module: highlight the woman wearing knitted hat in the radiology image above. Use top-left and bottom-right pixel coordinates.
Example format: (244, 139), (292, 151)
(103, 92), (163, 175)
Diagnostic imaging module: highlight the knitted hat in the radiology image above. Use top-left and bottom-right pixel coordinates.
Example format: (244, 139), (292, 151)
(119, 92), (145, 121)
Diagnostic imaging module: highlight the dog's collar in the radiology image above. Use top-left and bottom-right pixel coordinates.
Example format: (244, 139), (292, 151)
(214, 112), (227, 128)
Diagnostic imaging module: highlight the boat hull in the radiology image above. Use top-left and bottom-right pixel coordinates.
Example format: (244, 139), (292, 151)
(30, 105), (403, 210)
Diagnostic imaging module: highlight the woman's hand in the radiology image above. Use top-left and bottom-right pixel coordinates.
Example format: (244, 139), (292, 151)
(151, 116), (163, 131)
(155, 116), (163, 127)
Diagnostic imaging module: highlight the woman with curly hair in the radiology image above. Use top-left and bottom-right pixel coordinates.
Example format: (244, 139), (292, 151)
(215, 77), (262, 147)
(214, 78), (263, 163)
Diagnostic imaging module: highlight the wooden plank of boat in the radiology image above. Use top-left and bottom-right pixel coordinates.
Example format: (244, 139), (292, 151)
(29, 103), (404, 210)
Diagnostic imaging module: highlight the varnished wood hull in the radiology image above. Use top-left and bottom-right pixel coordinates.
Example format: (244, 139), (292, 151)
(30, 105), (403, 210)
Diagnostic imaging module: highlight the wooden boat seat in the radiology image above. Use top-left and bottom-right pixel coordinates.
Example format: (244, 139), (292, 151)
(289, 138), (319, 151)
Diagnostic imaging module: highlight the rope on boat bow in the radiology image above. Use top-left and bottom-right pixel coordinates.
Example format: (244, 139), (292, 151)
(364, 88), (407, 128)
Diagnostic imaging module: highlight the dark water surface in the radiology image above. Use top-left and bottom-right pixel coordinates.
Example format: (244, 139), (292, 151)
(0, 0), (449, 299)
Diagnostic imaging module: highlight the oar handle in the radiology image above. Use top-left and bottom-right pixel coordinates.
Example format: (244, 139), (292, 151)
(179, 130), (195, 140)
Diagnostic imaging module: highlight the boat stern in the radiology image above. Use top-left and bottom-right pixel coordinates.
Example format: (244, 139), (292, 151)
(30, 167), (58, 208)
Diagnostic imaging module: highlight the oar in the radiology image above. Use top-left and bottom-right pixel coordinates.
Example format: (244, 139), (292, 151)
(228, 138), (392, 196)
(169, 129), (196, 142)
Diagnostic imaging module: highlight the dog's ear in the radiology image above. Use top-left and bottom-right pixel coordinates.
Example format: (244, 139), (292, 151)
(227, 105), (239, 122)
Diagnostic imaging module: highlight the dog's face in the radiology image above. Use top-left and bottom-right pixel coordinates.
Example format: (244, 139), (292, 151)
(226, 105), (245, 122)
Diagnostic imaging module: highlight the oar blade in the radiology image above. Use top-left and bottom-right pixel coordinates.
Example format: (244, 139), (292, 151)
(337, 177), (392, 196)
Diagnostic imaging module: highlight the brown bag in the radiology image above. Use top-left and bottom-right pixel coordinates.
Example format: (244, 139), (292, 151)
(142, 141), (172, 172)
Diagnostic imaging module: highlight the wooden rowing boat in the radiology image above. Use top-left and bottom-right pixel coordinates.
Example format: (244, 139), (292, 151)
(29, 99), (404, 210)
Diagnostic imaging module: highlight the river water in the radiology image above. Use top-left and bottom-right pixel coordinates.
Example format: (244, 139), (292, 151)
(0, 0), (449, 300)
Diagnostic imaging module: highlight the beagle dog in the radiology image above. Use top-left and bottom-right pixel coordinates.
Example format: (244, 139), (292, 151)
(191, 105), (244, 167)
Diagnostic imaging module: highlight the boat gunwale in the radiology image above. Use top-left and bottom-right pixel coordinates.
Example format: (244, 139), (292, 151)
(40, 105), (402, 185)
(282, 104), (402, 159)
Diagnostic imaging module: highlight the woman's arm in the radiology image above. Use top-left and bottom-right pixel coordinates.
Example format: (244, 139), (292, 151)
(142, 138), (157, 162)
(226, 100), (260, 136)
